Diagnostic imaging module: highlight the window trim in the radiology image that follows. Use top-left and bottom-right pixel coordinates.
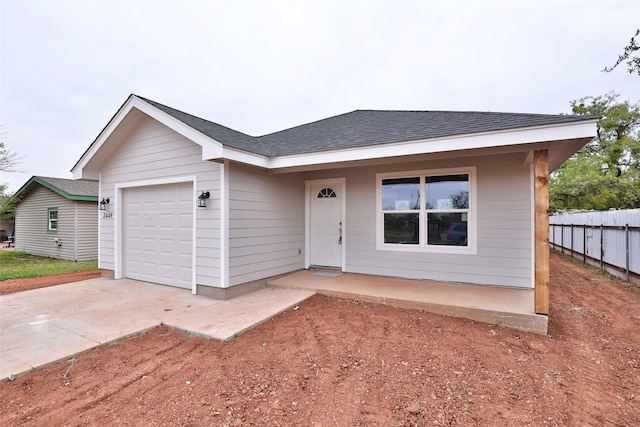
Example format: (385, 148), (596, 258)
(47, 207), (59, 233)
(376, 167), (477, 254)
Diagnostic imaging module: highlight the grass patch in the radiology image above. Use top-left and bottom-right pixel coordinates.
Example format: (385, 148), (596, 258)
(553, 249), (640, 292)
(555, 250), (604, 273)
(554, 249), (623, 281)
(624, 283), (640, 293)
(0, 252), (98, 281)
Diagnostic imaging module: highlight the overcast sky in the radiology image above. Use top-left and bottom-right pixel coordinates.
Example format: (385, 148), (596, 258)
(1, 0), (638, 192)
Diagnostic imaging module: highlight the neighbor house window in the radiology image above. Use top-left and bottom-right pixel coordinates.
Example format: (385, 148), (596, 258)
(377, 167), (476, 253)
(47, 208), (58, 232)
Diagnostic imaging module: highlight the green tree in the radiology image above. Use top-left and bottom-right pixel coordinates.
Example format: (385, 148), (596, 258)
(1, 135), (21, 219)
(0, 176), (15, 222)
(0, 181), (11, 220)
(550, 93), (640, 212)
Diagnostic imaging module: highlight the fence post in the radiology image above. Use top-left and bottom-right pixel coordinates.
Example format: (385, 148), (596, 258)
(570, 224), (574, 257)
(626, 224), (630, 282)
(551, 213), (637, 282)
(583, 226), (587, 263)
(600, 224), (604, 269)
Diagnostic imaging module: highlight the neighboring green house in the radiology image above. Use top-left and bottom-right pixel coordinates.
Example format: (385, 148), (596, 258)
(5, 176), (98, 261)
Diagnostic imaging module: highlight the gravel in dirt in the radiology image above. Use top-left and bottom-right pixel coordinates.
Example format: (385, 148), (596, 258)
(1, 252), (639, 426)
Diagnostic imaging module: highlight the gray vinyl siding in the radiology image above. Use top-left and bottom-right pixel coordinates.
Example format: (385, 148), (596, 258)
(228, 163), (305, 286)
(14, 186), (98, 261)
(95, 113), (534, 289)
(98, 116), (221, 285)
(73, 201), (99, 261)
(303, 152), (533, 288)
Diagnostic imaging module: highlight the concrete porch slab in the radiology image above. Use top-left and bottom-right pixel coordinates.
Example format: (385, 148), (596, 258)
(268, 270), (548, 334)
(0, 279), (315, 380)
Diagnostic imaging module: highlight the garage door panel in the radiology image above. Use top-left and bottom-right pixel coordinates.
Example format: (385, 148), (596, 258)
(123, 182), (193, 289)
(178, 242), (191, 255)
(178, 213), (192, 227)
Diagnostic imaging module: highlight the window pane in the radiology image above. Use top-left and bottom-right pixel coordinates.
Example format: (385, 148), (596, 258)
(427, 213), (468, 246)
(425, 174), (469, 210)
(317, 188), (336, 198)
(384, 213), (419, 244)
(382, 177), (420, 210)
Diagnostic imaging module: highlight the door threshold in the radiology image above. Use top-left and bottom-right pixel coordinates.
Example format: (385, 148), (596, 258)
(311, 270), (343, 278)
(309, 265), (342, 271)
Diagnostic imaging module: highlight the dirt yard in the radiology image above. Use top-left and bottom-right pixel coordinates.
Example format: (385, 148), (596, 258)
(1, 251), (639, 426)
(0, 271), (102, 296)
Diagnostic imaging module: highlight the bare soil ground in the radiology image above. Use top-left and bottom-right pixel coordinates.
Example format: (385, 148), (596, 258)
(1, 251), (639, 426)
(0, 271), (102, 296)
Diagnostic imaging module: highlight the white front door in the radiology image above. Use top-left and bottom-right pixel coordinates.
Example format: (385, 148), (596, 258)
(309, 181), (343, 268)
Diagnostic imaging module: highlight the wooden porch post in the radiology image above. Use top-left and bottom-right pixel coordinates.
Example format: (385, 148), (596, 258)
(534, 150), (550, 315)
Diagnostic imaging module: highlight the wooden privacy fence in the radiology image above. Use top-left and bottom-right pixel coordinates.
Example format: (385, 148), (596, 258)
(549, 210), (639, 284)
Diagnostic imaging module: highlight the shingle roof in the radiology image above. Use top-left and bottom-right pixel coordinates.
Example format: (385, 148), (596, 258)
(35, 176), (98, 199)
(138, 96), (596, 157)
(7, 176), (98, 206)
(138, 96), (268, 155)
(257, 110), (595, 156)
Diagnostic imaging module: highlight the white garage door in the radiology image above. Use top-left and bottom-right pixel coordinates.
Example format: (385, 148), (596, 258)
(122, 182), (193, 289)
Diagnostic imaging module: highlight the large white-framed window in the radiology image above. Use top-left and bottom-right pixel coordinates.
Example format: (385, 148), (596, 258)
(376, 167), (476, 254)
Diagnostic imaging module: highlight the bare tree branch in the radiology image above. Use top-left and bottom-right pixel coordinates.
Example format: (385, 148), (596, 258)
(603, 29), (640, 75)
(0, 142), (22, 172)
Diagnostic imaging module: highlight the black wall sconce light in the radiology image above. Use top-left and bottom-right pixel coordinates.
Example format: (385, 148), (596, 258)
(99, 197), (110, 211)
(198, 191), (210, 208)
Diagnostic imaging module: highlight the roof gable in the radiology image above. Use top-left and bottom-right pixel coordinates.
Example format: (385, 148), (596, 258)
(7, 176), (98, 206)
(72, 94), (237, 179)
(129, 98), (597, 157)
(71, 95), (599, 178)
(137, 96), (268, 155)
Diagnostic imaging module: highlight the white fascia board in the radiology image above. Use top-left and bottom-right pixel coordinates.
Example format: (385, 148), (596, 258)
(266, 119), (598, 170)
(129, 97), (224, 160)
(72, 97), (136, 179)
(217, 146), (271, 168)
(72, 96), (224, 179)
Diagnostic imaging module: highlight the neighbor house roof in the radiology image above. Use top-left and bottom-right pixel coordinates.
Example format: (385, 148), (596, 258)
(6, 176), (98, 206)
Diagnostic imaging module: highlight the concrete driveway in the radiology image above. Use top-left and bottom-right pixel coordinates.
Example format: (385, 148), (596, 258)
(0, 278), (314, 380)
